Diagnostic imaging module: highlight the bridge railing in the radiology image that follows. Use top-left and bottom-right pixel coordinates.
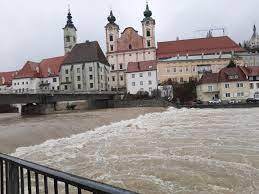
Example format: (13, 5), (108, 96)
(0, 153), (137, 194)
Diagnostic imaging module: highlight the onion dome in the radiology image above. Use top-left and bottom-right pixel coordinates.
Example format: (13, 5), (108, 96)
(107, 10), (116, 24)
(144, 3), (152, 18)
(64, 10), (76, 30)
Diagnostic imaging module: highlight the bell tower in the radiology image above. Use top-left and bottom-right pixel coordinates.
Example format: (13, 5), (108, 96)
(105, 11), (120, 53)
(142, 2), (156, 48)
(63, 7), (77, 54)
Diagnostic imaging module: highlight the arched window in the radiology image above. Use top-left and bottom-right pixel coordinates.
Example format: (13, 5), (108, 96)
(129, 44), (132, 50)
(110, 35), (113, 41)
(66, 36), (70, 42)
(146, 30), (151, 37)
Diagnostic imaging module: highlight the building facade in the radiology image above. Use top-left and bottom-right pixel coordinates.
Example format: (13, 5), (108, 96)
(12, 56), (65, 93)
(105, 3), (156, 91)
(126, 60), (157, 95)
(157, 36), (245, 84)
(236, 52), (259, 66)
(0, 71), (16, 93)
(60, 41), (110, 91)
(197, 66), (259, 103)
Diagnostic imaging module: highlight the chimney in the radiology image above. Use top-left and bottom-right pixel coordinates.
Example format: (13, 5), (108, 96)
(36, 66), (40, 73)
(186, 53), (189, 59)
(177, 54), (180, 60)
(202, 53), (204, 59)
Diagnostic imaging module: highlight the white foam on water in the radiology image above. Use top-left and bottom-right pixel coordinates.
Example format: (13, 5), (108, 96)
(12, 108), (259, 193)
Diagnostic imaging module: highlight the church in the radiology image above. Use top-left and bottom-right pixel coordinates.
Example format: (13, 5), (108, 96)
(105, 3), (157, 91)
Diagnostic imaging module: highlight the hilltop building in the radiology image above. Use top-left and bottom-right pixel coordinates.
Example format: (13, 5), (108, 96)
(105, 3), (156, 91)
(157, 36), (244, 84)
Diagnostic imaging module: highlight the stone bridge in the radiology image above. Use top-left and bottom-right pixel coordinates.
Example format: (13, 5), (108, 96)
(0, 91), (123, 115)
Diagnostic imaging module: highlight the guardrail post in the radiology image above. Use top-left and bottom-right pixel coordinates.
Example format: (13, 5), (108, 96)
(7, 162), (19, 194)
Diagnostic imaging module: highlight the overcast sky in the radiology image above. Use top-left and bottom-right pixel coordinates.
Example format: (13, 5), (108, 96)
(1, 0), (258, 71)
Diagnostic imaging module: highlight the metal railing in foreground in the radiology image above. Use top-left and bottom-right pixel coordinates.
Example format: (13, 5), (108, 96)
(0, 153), (138, 194)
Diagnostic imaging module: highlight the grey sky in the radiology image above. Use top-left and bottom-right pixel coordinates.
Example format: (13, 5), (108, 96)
(1, 0), (258, 71)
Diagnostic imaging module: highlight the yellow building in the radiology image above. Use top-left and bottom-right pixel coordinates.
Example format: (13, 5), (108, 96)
(197, 66), (250, 103)
(156, 36), (245, 84)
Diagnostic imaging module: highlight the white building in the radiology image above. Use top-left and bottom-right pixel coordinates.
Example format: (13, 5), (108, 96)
(240, 66), (259, 98)
(236, 52), (259, 66)
(126, 60), (157, 95)
(60, 41), (110, 91)
(0, 71), (16, 93)
(12, 56), (65, 93)
(105, 3), (156, 91)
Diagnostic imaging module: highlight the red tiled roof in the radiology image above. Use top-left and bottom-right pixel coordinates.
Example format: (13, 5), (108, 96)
(198, 73), (218, 84)
(240, 66), (259, 76)
(199, 66), (247, 85)
(157, 36), (245, 59)
(14, 61), (40, 79)
(127, 60), (157, 73)
(39, 56), (66, 77)
(0, 71), (16, 86)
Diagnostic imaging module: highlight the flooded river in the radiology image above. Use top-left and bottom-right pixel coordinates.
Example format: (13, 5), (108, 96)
(1, 107), (259, 193)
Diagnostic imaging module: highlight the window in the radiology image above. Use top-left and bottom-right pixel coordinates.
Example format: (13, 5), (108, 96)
(65, 77), (69, 82)
(52, 87), (55, 90)
(167, 68), (170, 73)
(225, 83), (230, 89)
(250, 83), (254, 89)
(53, 78), (57, 83)
(64, 85), (68, 90)
(257, 83), (259, 89)
(132, 82), (135, 86)
(110, 35), (113, 41)
(225, 93), (231, 98)
(120, 76), (123, 81)
(57, 86), (60, 90)
(77, 68), (80, 73)
(186, 68), (189, 72)
(77, 76), (81, 81)
(66, 36), (70, 42)
(119, 64), (123, 69)
(112, 76), (115, 82)
(148, 81), (152, 85)
(22, 82), (24, 85)
(208, 86), (213, 92)
(149, 87), (152, 92)
(237, 83), (243, 88)
(237, 92), (244, 97)
(146, 30), (151, 37)
(89, 67), (93, 71)
(174, 68), (176, 72)
(110, 45), (114, 51)
(89, 75), (93, 80)
(192, 67), (196, 72)
(101, 75), (103, 80)
(148, 72), (152, 77)
(180, 77), (184, 83)
(179, 68), (183, 73)
(111, 64), (115, 70)
(90, 83), (94, 88)
(132, 74), (135, 78)
(65, 69), (69, 74)
(147, 40), (151, 47)
(129, 53), (132, 56)
(73, 37), (76, 42)
(129, 44), (132, 50)
(140, 81), (143, 85)
(140, 73), (143, 77)
(78, 84), (81, 89)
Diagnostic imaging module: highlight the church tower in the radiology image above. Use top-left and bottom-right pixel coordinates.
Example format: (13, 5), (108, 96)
(142, 2), (156, 48)
(105, 11), (120, 53)
(63, 8), (77, 54)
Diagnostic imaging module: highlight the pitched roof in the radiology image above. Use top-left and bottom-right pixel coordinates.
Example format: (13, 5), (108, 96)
(126, 60), (157, 73)
(0, 71), (16, 86)
(157, 36), (245, 59)
(198, 73), (218, 84)
(199, 66), (247, 85)
(14, 61), (41, 79)
(240, 66), (259, 76)
(39, 56), (66, 77)
(62, 41), (109, 65)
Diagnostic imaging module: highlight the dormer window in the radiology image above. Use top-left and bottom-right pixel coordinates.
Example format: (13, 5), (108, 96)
(228, 75), (239, 80)
(129, 44), (132, 50)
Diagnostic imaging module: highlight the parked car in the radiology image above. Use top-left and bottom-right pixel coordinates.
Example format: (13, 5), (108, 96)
(208, 99), (221, 105)
(228, 99), (236, 104)
(246, 98), (258, 103)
